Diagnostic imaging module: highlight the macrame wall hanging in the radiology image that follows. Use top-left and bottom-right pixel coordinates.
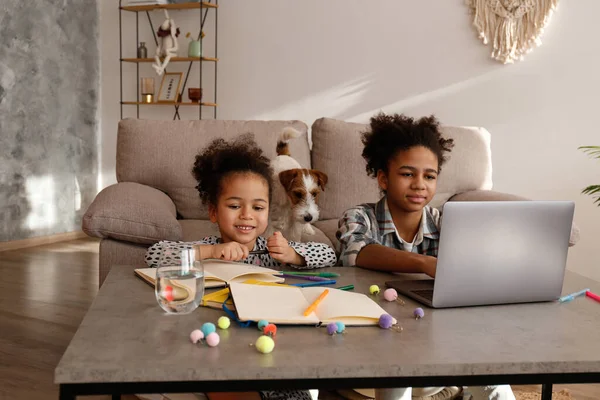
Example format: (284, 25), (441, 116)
(466, 0), (559, 64)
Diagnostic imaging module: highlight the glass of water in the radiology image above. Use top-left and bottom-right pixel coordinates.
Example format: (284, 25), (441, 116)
(155, 244), (204, 314)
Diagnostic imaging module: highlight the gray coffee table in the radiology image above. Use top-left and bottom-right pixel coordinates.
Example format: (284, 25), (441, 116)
(55, 265), (600, 400)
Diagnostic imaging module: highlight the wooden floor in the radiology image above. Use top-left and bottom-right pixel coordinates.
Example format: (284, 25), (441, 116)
(0, 238), (599, 400)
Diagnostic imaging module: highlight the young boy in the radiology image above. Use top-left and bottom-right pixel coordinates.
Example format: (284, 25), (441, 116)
(337, 113), (515, 400)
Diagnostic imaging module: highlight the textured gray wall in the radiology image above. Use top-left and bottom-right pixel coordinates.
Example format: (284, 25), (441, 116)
(0, 0), (99, 242)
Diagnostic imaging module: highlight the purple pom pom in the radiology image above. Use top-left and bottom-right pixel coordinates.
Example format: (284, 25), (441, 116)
(326, 322), (337, 335)
(378, 313), (394, 329)
(413, 307), (425, 319)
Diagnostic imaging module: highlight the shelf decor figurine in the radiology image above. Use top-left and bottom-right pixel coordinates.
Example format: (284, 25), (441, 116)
(152, 10), (180, 76)
(185, 31), (204, 58)
(137, 42), (148, 59)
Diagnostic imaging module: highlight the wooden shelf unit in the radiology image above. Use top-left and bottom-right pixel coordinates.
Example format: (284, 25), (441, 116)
(119, 0), (218, 120)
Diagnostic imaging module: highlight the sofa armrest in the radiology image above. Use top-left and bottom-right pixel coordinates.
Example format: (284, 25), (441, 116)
(448, 190), (580, 247)
(83, 182), (182, 245)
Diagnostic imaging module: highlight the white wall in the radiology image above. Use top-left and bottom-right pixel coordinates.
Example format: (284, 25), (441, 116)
(99, 0), (600, 280)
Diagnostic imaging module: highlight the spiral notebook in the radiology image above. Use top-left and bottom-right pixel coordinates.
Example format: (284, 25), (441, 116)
(134, 259), (284, 289)
(228, 282), (397, 326)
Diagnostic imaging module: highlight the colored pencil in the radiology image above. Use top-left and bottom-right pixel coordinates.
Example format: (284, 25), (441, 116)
(303, 289), (329, 316)
(282, 271), (340, 278)
(586, 290), (600, 303)
(279, 273), (333, 282)
(290, 280), (337, 288)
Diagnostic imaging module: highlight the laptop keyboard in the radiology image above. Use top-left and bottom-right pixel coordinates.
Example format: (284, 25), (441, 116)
(411, 289), (434, 301)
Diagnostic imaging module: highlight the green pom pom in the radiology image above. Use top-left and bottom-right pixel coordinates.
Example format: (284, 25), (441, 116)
(369, 285), (380, 295)
(217, 316), (230, 330)
(255, 335), (275, 354)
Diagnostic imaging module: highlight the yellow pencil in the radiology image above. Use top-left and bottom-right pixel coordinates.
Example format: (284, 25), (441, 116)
(303, 289), (330, 316)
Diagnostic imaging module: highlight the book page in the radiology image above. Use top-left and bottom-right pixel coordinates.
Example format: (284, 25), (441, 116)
(203, 259), (283, 284)
(135, 268), (226, 288)
(301, 287), (396, 325)
(229, 282), (320, 324)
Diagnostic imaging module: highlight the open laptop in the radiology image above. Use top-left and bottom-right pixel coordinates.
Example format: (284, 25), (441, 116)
(385, 201), (574, 308)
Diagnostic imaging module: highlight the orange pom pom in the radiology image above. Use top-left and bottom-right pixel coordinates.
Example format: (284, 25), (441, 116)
(263, 323), (277, 337)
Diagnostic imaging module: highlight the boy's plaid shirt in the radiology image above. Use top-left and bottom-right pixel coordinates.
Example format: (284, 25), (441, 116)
(336, 196), (441, 267)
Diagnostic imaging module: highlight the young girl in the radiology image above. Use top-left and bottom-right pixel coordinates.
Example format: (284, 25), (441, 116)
(145, 134), (332, 400)
(145, 133), (336, 271)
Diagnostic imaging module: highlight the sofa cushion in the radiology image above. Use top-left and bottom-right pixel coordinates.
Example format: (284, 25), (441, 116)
(311, 118), (380, 220)
(180, 219), (221, 242)
(83, 182), (182, 245)
(310, 118), (493, 219)
(116, 119), (311, 219)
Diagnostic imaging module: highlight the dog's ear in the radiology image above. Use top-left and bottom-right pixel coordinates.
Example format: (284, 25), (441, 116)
(279, 169), (301, 192)
(310, 170), (328, 191)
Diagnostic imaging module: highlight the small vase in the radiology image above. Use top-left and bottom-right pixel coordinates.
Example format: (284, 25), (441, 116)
(188, 40), (201, 58)
(137, 42), (148, 59)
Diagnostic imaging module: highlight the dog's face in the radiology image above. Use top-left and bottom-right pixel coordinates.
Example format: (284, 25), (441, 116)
(278, 169), (328, 224)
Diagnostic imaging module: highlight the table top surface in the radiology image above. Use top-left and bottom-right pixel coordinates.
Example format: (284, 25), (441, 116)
(55, 265), (600, 385)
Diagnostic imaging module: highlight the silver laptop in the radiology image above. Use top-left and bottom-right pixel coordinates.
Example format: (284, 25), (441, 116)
(385, 201), (574, 308)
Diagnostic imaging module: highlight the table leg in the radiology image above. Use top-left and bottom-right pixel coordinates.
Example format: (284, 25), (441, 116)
(112, 395), (121, 400)
(59, 385), (75, 400)
(541, 384), (553, 400)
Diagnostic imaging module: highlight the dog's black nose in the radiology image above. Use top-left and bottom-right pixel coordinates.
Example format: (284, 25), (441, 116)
(304, 215), (313, 222)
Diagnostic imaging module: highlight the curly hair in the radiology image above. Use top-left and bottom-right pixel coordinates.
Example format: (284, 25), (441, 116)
(192, 133), (273, 206)
(361, 113), (454, 177)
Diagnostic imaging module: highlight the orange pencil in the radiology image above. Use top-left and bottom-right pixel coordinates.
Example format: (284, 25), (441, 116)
(303, 289), (330, 316)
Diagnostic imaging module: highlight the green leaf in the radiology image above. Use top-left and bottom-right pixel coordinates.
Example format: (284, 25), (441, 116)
(582, 185), (600, 195)
(578, 146), (600, 159)
(581, 185), (600, 206)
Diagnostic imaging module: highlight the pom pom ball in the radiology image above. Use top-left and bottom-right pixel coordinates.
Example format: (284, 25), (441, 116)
(335, 321), (345, 333)
(383, 288), (398, 302)
(326, 322), (337, 335)
(413, 307), (425, 319)
(369, 285), (380, 295)
(257, 319), (269, 331)
(255, 335), (275, 354)
(263, 323), (277, 337)
(190, 329), (204, 344)
(217, 316), (230, 330)
(201, 322), (216, 336)
(379, 314), (394, 329)
(206, 332), (220, 347)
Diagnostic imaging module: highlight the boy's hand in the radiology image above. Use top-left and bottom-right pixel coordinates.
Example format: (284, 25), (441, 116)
(211, 242), (249, 261)
(267, 232), (303, 265)
(421, 256), (437, 278)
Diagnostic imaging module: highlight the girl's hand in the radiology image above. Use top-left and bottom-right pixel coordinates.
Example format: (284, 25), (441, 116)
(211, 242), (249, 261)
(267, 232), (304, 265)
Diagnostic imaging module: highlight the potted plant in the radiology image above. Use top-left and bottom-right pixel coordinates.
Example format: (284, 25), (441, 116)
(579, 146), (600, 206)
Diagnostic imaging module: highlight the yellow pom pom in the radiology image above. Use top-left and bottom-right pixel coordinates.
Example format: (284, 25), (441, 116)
(217, 316), (230, 330)
(255, 335), (275, 354)
(369, 285), (380, 295)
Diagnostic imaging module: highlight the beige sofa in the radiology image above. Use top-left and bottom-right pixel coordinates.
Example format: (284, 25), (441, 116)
(83, 118), (580, 286)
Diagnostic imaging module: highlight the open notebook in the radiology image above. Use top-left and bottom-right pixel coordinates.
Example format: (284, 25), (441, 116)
(229, 282), (397, 326)
(134, 259), (284, 289)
